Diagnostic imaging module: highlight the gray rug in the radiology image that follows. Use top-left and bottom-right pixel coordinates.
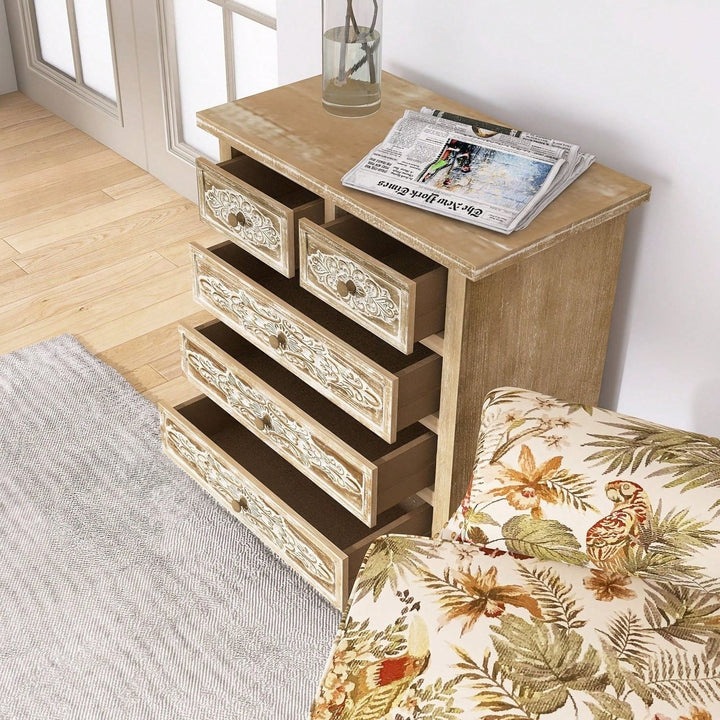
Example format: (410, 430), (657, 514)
(0, 335), (339, 720)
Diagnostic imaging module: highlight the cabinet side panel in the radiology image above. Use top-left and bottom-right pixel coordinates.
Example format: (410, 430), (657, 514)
(432, 214), (627, 533)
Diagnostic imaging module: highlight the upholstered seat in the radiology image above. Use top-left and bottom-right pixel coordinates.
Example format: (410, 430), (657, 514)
(310, 388), (720, 720)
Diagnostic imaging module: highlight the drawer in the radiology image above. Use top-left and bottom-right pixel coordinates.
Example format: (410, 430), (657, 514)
(299, 215), (447, 353)
(191, 241), (442, 443)
(160, 397), (432, 608)
(179, 319), (437, 526)
(196, 155), (324, 277)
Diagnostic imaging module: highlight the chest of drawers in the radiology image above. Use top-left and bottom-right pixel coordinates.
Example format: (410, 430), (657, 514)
(159, 73), (650, 609)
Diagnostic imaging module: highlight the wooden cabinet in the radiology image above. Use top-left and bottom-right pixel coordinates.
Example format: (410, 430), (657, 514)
(160, 73), (650, 608)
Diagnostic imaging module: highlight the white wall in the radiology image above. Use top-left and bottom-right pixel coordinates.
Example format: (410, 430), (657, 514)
(0, 0), (17, 94)
(280, 1), (720, 436)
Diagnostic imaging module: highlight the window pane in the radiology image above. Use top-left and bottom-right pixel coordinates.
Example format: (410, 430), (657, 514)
(74, 0), (116, 101)
(233, 13), (278, 100)
(172, 0), (226, 158)
(237, 0), (276, 19)
(33, 0), (75, 78)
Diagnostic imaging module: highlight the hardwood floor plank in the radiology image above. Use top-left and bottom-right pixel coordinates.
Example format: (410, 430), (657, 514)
(124, 364), (168, 394)
(12, 200), (200, 275)
(155, 229), (219, 266)
(4, 184), (184, 252)
(0, 115), (71, 151)
(0, 239), (18, 261)
(97, 309), (211, 375)
(103, 175), (161, 200)
(0, 251), (176, 332)
(0, 129), (105, 174)
(145, 375), (199, 407)
(0, 260), (26, 285)
(0, 265), (190, 355)
(0, 96), (214, 403)
(149, 352), (185, 381)
(0, 148), (137, 206)
(0, 191), (115, 237)
(79, 290), (200, 354)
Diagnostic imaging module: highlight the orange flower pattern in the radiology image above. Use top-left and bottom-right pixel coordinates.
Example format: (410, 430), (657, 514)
(583, 568), (637, 601)
(489, 444), (562, 519)
(438, 565), (543, 634)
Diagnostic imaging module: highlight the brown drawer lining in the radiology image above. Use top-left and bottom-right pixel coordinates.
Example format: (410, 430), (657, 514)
(178, 397), (406, 541)
(198, 321), (430, 458)
(210, 242), (436, 371)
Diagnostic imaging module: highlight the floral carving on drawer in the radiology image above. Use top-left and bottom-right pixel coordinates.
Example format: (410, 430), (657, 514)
(195, 269), (385, 421)
(306, 248), (400, 326)
(163, 417), (336, 591)
(183, 340), (366, 504)
(204, 183), (282, 253)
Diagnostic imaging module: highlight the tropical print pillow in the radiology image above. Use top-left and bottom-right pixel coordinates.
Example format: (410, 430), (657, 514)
(310, 535), (720, 720)
(440, 387), (720, 591)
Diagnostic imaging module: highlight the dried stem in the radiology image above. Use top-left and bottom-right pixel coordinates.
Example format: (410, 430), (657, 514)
(336, 0), (379, 85)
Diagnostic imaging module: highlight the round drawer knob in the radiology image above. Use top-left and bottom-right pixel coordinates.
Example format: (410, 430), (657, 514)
(230, 496), (249, 513)
(269, 332), (287, 351)
(255, 414), (272, 432)
(336, 279), (357, 298)
(227, 211), (246, 228)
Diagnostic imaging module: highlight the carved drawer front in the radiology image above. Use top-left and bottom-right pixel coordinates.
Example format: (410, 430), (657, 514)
(190, 241), (442, 443)
(196, 155), (324, 277)
(179, 320), (437, 526)
(160, 398), (432, 608)
(299, 216), (447, 354)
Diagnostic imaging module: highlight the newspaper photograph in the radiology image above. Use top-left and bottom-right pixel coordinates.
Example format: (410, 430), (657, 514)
(342, 109), (594, 234)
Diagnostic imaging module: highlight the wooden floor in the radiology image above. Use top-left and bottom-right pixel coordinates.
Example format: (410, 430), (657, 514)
(0, 92), (216, 407)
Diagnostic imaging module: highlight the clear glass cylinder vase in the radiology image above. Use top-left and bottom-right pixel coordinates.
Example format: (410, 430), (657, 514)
(322, 0), (382, 117)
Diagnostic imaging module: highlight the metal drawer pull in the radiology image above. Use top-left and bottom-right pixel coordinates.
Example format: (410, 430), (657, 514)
(227, 210), (246, 228)
(336, 279), (357, 297)
(269, 332), (287, 351)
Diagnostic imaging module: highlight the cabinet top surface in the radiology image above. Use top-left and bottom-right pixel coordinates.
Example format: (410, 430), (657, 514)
(197, 74), (651, 280)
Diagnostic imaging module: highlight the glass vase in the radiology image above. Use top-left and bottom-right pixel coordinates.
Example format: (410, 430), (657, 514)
(322, 0), (382, 117)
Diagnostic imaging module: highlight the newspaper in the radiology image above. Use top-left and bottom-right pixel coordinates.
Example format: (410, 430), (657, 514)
(341, 108), (595, 234)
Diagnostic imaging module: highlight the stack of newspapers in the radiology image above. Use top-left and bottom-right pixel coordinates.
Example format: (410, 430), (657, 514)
(342, 108), (595, 234)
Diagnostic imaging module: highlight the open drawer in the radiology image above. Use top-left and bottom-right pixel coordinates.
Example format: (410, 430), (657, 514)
(196, 155), (324, 277)
(179, 319), (437, 526)
(299, 215), (447, 353)
(191, 241), (442, 443)
(160, 397), (432, 608)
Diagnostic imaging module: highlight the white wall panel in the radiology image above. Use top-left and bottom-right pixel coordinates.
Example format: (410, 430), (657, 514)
(0, 1), (17, 93)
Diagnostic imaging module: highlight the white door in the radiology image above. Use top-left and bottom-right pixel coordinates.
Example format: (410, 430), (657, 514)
(4, 0), (318, 200)
(3, 0), (147, 166)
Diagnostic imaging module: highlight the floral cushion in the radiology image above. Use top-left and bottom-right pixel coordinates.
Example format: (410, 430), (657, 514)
(440, 387), (720, 590)
(310, 535), (720, 720)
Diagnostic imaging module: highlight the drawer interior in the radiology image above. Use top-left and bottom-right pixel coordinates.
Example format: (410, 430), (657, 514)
(320, 214), (442, 279)
(178, 397), (406, 544)
(198, 320), (432, 458)
(218, 155), (320, 210)
(209, 242), (437, 373)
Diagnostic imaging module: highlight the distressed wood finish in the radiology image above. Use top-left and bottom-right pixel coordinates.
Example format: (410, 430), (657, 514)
(190, 242), (442, 442)
(193, 77), (650, 539)
(196, 155), (323, 277)
(298, 216), (447, 354)
(431, 215), (630, 533)
(178, 320), (437, 526)
(160, 398), (432, 608)
(197, 73), (651, 281)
